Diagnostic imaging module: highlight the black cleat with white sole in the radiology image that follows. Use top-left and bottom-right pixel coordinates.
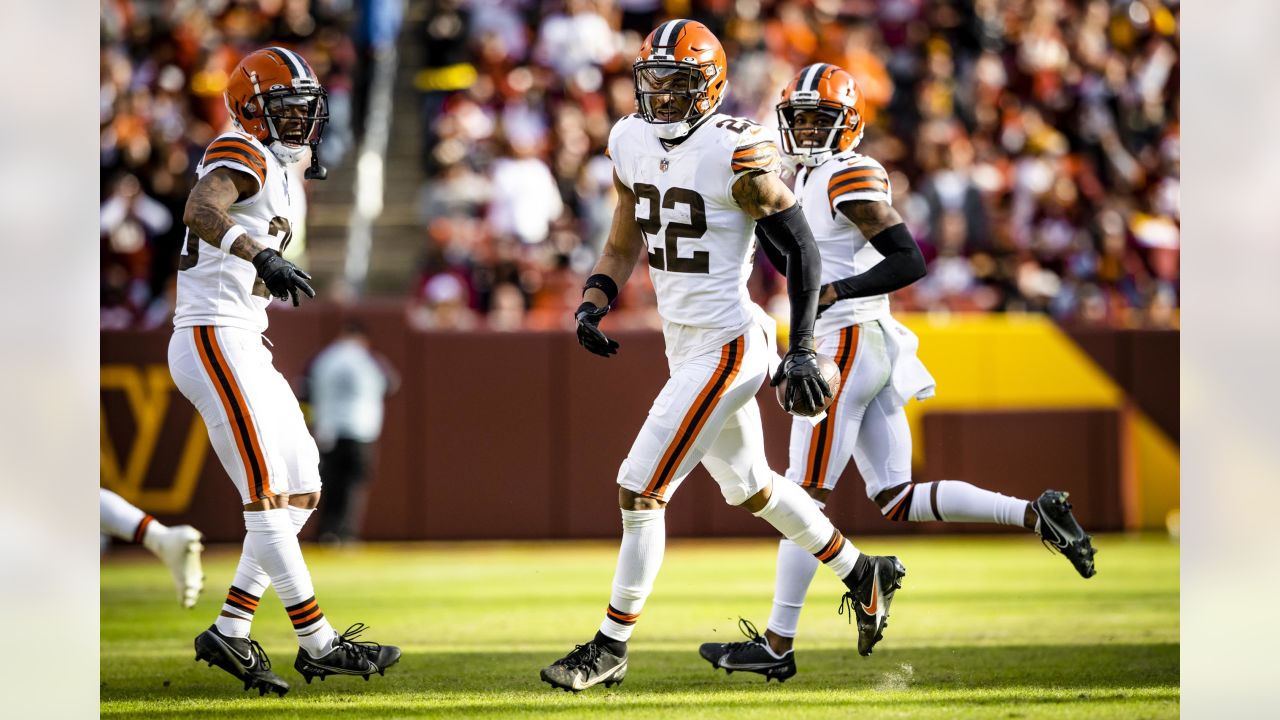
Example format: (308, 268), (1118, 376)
(840, 555), (907, 657)
(540, 640), (627, 692)
(193, 624), (290, 697)
(698, 618), (796, 682)
(294, 623), (401, 683)
(1031, 490), (1098, 578)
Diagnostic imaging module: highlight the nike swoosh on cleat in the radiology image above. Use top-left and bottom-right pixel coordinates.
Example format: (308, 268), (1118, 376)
(860, 576), (880, 616)
(570, 662), (623, 690)
(210, 634), (254, 667)
(719, 660), (790, 670)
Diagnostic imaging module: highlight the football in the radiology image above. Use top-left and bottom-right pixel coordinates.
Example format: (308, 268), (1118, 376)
(775, 352), (841, 417)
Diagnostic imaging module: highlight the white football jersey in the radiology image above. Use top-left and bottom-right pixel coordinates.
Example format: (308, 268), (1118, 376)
(794, 150), (894, 336)
(608, 113), (783, 363)
(173, 131), (300, 334)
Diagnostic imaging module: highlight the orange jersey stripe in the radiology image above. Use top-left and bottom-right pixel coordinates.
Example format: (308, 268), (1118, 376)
(828, 179), (888, 198)
(203, 151), (266, 185)
(207, 137), (268, 165)
(644, 336), (745, 498)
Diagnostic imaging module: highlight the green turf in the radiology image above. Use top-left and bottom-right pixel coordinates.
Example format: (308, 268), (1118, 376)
(101, 534), (1179, 718)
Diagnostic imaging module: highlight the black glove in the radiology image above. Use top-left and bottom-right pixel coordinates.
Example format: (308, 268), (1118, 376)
(575, 302), (619, 357)
(252, 249), (315, 306)
(770, 346), (832, 416)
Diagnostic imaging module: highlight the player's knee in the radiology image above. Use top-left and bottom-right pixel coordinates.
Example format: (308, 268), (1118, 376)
(243, 495), (289, 511)
(805, 486), (833, 505)
(289, 491), (321, 510)
(736, 483), (771, 513)
(619, 486), (664, 511)
(873, 483), (909, 510)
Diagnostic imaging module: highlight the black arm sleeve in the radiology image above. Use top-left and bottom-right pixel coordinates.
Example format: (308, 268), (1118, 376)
(828, 223), (926, 300)
(755, 203), (822, 350)
(754, 225), (788, 275)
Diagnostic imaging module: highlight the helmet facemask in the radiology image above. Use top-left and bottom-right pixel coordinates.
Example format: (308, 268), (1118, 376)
(777, 98), (858, 167)
(250, 76), (329, 165)
(634, 60), (720, 140)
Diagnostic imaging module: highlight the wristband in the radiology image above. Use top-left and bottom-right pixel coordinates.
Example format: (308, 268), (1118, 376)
(219, 224), (248, 254)
(583, 273), (619, 305)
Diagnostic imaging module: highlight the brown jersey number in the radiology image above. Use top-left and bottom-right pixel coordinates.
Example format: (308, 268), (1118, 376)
(634, 183), (709, 274)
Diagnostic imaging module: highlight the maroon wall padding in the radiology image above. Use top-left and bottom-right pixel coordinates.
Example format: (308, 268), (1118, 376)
(102, 311), (1152, 541)
(1065, 328), (1179, 442)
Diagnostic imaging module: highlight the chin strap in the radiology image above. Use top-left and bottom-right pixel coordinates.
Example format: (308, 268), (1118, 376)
(304, 144), (327, 180)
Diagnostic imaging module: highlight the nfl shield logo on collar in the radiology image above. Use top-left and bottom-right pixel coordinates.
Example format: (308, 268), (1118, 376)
(659, 158), (669, 173)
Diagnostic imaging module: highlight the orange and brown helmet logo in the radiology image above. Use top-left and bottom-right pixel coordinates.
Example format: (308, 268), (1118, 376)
(776, 63), (867, 163)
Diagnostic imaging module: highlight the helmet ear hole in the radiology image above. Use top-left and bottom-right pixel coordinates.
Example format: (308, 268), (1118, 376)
(243, 104), (255, 119)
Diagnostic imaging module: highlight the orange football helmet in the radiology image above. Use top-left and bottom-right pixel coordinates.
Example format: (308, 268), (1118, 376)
(224, 47), (328, 171)
(776, 63), (866, 167)
(633, 20), (728, 140)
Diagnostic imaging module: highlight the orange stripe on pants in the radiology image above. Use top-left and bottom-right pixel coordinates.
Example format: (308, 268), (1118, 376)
(802, 326), (859, 489)
(192, 327), (273, 502)
(643, 336), (745, 499)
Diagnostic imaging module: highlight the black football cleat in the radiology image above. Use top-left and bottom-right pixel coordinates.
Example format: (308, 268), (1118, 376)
(1031, 490), (1098, 578)
(540, 640), (627, 692)
(294, 623), (401, 683)
(839, 555), (907, 657)
(698, 618), (796, 683)
(193, 624), (290, 697)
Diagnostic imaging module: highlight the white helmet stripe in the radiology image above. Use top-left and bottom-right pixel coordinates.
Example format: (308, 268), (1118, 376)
(657, 19), (684, 49)
(799, 64), (823, 94)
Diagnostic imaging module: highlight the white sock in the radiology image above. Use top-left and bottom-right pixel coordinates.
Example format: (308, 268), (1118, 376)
(215, 506), (316, 638)
(753, 477), (861, 581)
(766, 538), (820, 639)
(883, 481), (1029, 526)
(599, 508), (666, 643)
(100, 488), (166, 544)
(243, 509), (336, 656)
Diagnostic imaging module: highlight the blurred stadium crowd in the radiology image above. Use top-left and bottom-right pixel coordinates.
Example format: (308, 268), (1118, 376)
(102, 0), (1179, 331)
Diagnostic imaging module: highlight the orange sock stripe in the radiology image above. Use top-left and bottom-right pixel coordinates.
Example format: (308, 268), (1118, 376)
(815, 531), (845, 562)
(225, 591), (257, 607)
(605, 605), (640, 625)
(193, 327), (273, 502)
(287, 600), (318, 618)
(291, 607), (325, 627)
(227, 589), (260, 609)
(132, 515), (154, 544)
(643, 336), (745, 499)
(887, 485), (915, 521)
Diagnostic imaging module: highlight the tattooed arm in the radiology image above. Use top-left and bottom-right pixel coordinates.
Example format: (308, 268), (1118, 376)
(819, 199), (925, 305)
(732, 170), (822, 351)
(182, 167), (266, 262)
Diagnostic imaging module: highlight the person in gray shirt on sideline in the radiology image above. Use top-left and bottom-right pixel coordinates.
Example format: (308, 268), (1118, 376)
(306, 320), (399, 543)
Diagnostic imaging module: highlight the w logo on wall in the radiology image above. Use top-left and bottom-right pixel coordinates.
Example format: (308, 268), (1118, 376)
(100, 365), (209, 514)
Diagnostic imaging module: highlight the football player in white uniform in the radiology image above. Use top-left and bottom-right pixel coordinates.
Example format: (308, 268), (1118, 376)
(698, 64), (1099, 682)
(99, 488), (204, 608)
(169, 47), (398, 696)
(540, 22), (908, 693)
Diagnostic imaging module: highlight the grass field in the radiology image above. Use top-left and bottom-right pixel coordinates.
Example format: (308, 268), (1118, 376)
(101, 534), (1179, 718)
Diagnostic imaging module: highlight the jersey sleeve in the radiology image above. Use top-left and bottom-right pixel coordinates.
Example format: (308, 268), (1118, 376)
(730, 124), (783, 179)
(827, 157), (891, 213)
(606, 115), (635, 189)
(199, 133), (268, 192)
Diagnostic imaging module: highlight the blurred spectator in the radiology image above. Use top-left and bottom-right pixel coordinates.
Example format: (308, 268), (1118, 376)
(105, 0), (1179, 330)
(306, 321), (400, 544)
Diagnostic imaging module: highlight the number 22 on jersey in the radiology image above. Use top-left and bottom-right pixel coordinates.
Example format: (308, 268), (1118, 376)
(634, 183), (710, 275)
